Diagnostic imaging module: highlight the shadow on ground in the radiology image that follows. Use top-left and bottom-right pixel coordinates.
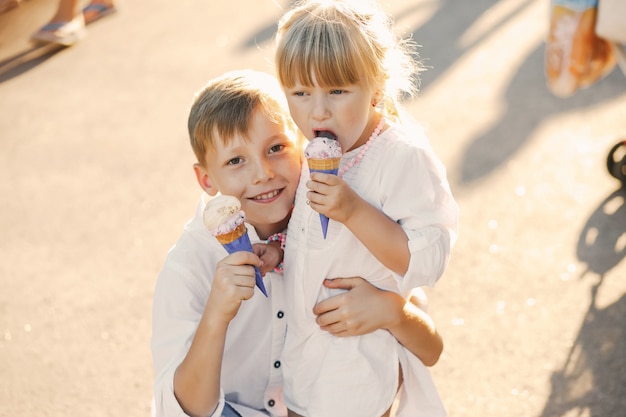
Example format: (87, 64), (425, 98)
(0, 0), (66, 83)
(539, 188), (626, 417)
(577, 188), (626, 276)
(406, 0), (626, 184)
(539, 284), (626, 417)
(0, 43), (65, 83)
(458, 48), (626, 185)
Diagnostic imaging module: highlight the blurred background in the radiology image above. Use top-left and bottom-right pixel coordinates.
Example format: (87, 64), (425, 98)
(0, 0), (625, 416)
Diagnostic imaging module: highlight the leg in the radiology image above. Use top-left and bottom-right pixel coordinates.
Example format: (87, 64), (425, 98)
(49, 0), (81, 23)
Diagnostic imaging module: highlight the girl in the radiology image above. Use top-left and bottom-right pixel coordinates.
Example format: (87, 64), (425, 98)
(275, 1), (460, 416)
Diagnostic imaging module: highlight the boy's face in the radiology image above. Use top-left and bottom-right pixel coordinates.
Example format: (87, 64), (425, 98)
(194, 108), (302, 236)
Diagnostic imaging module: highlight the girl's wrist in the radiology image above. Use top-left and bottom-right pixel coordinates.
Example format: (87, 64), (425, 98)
(342, 194), (369, 231)
(382, 291), (407, 332)
(266, 232), (286, 273)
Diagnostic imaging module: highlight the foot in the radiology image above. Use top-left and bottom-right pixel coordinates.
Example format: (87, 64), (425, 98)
(82, 1), (116, 24)
(30, 14), (86, 46)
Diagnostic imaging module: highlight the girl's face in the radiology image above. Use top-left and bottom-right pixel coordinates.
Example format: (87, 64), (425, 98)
(194, 108), (302, 239)
(284, 73), (380, 152)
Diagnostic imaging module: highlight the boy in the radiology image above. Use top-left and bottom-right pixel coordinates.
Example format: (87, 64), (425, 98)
(151, 69), (443, 417)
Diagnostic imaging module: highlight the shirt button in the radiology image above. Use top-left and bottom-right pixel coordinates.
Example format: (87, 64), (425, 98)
(277, 311), (284, 319)
(268, 399), (275, 407)
(274, 360), (281, 368)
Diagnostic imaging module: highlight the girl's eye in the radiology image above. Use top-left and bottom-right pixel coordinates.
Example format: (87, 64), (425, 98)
(269, 144), (285, 153)
(227, 157), (243, 165)
(293, 91), (306, 97)
(330, 89), (344, 95)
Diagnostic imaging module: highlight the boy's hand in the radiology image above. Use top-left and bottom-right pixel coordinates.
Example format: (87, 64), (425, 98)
(312, 277), (399, 337)
(307, 172), (362, 223)
(252, 242), (283, 275)
(205, 251), (260, 324)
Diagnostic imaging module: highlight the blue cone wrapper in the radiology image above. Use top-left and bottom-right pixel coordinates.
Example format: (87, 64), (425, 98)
(222, 232), (268, 297)
(309, 167), (338, 239)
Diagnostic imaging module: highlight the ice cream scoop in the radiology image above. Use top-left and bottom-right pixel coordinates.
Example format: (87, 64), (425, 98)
(305, 135), (342, 161)
(203, 195), (267, 296)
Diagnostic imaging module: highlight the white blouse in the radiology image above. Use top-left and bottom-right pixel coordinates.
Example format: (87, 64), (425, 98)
(151, 197), (287, 417)
(282, 122), (459, 417)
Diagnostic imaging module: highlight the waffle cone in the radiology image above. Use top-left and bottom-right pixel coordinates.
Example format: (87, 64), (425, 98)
(215, 223), (247, 245)
(307, 157), (341, 171)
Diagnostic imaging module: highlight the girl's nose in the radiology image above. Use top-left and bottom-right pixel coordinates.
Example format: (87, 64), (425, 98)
(311, 96), (329, 121)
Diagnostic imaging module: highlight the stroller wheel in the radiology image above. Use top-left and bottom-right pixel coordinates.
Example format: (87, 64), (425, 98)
(606, 140), (626, 187)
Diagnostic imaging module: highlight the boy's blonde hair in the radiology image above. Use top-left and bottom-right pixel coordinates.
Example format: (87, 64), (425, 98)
(275, 0), (422, 118)
(188, 69), (300, 166)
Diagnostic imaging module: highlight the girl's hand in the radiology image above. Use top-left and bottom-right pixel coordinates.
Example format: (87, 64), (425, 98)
(205, 251), (260, 325)
(312, 277), (400, 336)
(307, 172), (362, 224)
(252, 242), (283, 275)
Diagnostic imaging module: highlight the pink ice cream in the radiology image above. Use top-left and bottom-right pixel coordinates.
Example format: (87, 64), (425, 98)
(304, 136), (343, 239)
(203, 195), (246, 240)
(304, 136), (343, 159)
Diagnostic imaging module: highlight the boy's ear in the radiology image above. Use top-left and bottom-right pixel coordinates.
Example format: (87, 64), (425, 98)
(193, 163), (218, 196)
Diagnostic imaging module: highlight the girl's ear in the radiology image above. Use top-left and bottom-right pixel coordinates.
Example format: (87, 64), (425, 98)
(371, 88), (383, 107)
(193, 163), (218, 196)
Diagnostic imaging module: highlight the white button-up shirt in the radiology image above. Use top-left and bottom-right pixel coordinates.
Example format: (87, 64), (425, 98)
(151, 197), (287, 417)
(282, 123), (459, 417)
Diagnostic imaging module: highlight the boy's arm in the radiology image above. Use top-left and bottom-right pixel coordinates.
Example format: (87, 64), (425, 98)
(173, 251), (260, 417)
(308, 173), (410, 275)
(313, 278), (442, 366)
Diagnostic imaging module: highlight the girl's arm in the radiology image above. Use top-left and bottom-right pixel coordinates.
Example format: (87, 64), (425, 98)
(307, 173), (410, 275)
(313, 277), (442, 366)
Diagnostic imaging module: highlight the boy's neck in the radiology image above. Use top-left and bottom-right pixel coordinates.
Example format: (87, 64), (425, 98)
(252, 211), (292, 240)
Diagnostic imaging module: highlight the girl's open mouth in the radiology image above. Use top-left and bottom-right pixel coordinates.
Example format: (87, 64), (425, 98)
(314, 130), (337, 141)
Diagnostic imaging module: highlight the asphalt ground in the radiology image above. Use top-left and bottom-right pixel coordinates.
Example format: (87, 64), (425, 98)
(1, 1), (625, 416)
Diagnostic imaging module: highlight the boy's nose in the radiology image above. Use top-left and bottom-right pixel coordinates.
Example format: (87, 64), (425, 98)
(252, 158), (275, 183)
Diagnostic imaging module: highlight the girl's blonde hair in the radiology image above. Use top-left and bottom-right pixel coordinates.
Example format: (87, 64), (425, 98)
(188, 70), (302, 166)
(275, 0), (422, 118)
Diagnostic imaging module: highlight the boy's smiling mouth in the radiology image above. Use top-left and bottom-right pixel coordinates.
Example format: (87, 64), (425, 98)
(250, 188), (282, 202)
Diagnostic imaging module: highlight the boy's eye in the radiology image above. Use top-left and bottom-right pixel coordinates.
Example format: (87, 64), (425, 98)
(227, 157), (243, 165)
(330, 89), (344, 95)
(269, 144), (285, 153)
(293, 91), (306, 97)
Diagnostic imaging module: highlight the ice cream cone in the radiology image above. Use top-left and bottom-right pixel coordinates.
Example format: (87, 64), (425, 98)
(204, 195), (268, 297)
(306, 159), (340, 239)
(307, 157), (341, 171)
(305, 136), (343, 239)
(215, 222), (247, 245)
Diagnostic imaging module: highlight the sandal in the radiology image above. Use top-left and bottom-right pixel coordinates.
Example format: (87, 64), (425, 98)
(30, 14), (86, 46)
(83, 2), (117, 25)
